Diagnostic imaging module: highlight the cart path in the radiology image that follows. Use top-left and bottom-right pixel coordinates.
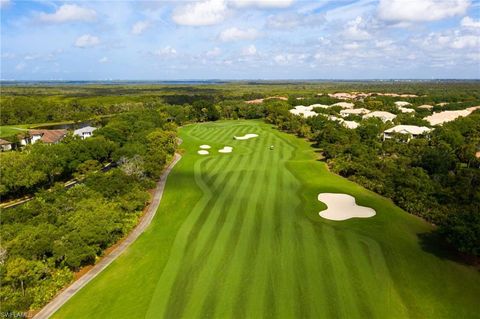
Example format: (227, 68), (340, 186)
(33, 153), (182, 319)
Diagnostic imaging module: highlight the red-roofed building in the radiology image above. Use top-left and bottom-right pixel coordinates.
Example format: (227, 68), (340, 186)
(19, 129), (67, 145)
(0, 139), (13, 151)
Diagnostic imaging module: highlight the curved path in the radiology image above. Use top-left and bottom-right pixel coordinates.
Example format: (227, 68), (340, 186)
(33, 153), (182, 319)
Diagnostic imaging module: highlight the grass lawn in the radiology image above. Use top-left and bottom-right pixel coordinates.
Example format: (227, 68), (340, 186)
(0, 125), (29, 138)
(53, 120), (480, 319)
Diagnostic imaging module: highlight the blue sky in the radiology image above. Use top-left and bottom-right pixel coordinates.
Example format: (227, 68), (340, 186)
(1, 0), (479, 80)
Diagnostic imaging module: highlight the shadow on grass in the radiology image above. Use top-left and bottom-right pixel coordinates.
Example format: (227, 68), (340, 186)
(418, 231), (479, 268)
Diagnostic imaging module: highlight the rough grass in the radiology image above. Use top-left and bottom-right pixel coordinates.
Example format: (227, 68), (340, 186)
(0, 125), (28, 138)
(53, 120), (480, 319)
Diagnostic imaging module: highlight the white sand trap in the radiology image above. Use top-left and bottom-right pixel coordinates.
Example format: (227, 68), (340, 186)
(199, 145), (211, 149)
(234, 134), (258, 140)
(318, 193), (376, 221)
(197, 150), (209, 155)
(218, 146), (233, 153)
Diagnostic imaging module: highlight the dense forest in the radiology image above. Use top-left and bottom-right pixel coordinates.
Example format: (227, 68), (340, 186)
(0, 81), (479, 314)
(263, 100), (480, 258)
(0, 110), (177, 313)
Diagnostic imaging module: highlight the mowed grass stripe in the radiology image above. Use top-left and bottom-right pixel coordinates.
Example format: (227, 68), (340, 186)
(243, 132), (281, 317)
(180, 132), (266, 318)
(234, 131), (275, 318)
(149, 124), (255, 317)
(299, 222), (334, 318)
(211, 130), (273, 318)
(145, 152), (245, 318)
(153, 153), (246, 318)
(321, 225), (363, 319)
(270, 133), (301, 318)
(53, 120), (480, 319)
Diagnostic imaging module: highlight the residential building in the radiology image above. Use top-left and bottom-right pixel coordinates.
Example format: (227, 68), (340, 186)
(74, 126), (97, 139)
(383, 125), (431, 141)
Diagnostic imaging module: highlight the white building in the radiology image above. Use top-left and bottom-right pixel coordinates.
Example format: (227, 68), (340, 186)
(309, 103), (331, 109)
(340, 108), (370, 117)
(383, 125), (431, 141)
(398, 106), (415, 113)
(290, 105), (318, 118)
(418, 104), (434, 110)
(342, 120), (359, 129)
(394, 101), (411, 107)
(74, 126), (97, 139)
(0, 139), (12, 151)
(424, 106), (479, 125)
(331, 102), (355, 109)
(325, 115), (359, 129)
(363, 111), (397, 122)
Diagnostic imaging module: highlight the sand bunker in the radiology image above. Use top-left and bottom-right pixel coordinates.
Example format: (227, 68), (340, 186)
(199, 145), (211, 149)
(197, 150), (209, 155)
(234, 134), (258, 140)
(218, 146), (233, 153)
(318, 193), (376, 221)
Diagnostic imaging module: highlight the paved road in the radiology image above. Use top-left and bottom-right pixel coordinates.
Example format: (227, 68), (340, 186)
(33, 153), (182, 319)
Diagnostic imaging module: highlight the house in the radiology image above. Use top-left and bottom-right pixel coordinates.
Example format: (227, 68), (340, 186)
(424, 106), (480, 125)
(340, 108), (370, 117)
(74, 126), (97, 139)
(342, 120), (359, 129)
(326, 92), (372, 100)
(309, 103), (330, 109)
(418, 104), (434, 110)
(325, 115), (359, 129)
(0, 139), (13, 151)
(394, 101), (411, 107)
(383, 125), (431, 141)
(398, 107), (415, 113)
(363, 111), (397, 122)
(289, 105), (317, 118)
(19, 129), (67, 145)
(331, 102), (355, 109)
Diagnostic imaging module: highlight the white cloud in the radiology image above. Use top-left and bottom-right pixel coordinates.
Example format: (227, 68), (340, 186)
(231, 0), (294, 8)
(172, 0), (227, 26)
(273, 52), (308, 65)
(206, 47), (222, 57)
(242, 44), (257, 56)
(273, 54), (290, 64)
(378, 0), (470, 23)
(343, 16), (371, 40)
(414, 30), (479, 51)
(99, 57), (109, 63)
(451, 35), (479, 49)
(15, 62), (26, 71)
(39, 4), (97, 23)
(218, 27), (258, 41)
(343, 42), (361, 50)
(153, 46), (177, 57)
(1, 52), (15, 59)
(0, 0), (10, 9)
(461, 16), (480, 28)
(266, 12), (325, 29)
(74, 34), (101, 48)
(131, 21), (150, 35)
(24, 54), (40, 61)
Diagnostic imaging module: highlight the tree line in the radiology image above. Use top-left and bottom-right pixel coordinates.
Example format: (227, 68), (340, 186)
(0, 110), (177, 313)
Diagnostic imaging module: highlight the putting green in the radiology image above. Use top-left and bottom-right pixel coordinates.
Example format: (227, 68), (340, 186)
(53, 120), (480, 319)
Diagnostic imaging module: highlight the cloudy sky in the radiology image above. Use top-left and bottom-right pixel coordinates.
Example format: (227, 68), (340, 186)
(1, 0), (479, 80)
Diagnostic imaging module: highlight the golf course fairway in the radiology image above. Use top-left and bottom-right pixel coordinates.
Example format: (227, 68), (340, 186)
(53, 120), (480, 319)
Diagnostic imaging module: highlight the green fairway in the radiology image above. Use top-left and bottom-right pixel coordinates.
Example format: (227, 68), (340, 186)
(53, 120), (480, 319)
